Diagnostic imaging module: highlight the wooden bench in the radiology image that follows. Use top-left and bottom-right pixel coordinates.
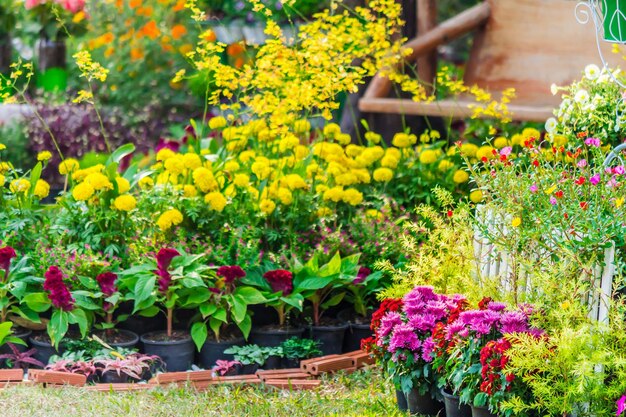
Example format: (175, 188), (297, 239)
(359, 0), (622, 122)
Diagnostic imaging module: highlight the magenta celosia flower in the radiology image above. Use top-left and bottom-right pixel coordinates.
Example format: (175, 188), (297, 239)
(96, 272), (118, 296)
(377, 311), (403, 339)
(216, 265), (246, 284)
(585, 137), (601, 147)
(353, 267), (371, 285)
(43, 266), (75, 311)
(263, 269), (293, 295)
(155, 248), (181, 294)
(590, 173), (601, 185)
(388, 323), (421, 353)
(617, 395), (626, 417)
(0, 246), (16, 274)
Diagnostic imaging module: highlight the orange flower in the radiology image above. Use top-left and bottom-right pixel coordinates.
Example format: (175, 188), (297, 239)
(162, 43), (174, 52)
(203, 30), (216, 42)
(171, 24), (187, 40)
(173, 0), (185, 11)
(140, 20), (160, 40)
(234, 57), (244, 68)
(130, 47), (145, 60)
(104, 47), (115, 58)
(137, 6), (153, 17)
(129, 0), (141, 8)
(227, 43), (245, 56)
(179, 44), (193, 55)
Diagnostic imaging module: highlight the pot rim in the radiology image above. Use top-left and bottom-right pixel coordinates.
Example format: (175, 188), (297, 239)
(140, 330), (192, 345)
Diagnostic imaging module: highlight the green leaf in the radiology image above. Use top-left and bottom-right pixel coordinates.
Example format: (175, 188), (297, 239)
(281, 294), (304, 311)
(22, 292), (51, 313)
(238, 314), (252, 340)
(208, 317), (222, 338)
(0, 321), (12, 344)
(231, 296), (247, 323)
(191, 321), (208, 351)
(107, 143), (135, 165)
(67, 309), (89, 338)
(186, 289), (211, 305)
(199, 303), (217, 318)
(319, 252), (341, 276)
(233, 286), (265, 304)
(48, 310), (69, 349)
(321, 292), (344, 309)
(27, 162), (42, 200)
(138, 306), (160, 317)
(213, 307), (227, 322)
(133, 275), (155, 312)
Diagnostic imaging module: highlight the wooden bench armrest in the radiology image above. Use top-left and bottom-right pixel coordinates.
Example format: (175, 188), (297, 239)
(363, 2), (491, 100)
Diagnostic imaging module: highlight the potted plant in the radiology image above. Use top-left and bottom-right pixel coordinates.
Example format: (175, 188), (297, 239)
(46, 357), (97, 381)
(121, 248), (211, 371)
(295, 252), (357, 355)
(341, 266), (385, 352)
(242, 266), (306, 347)
(95, 353), (161, 384)
(222, 344), (283, 374)
(279, 337), (322, 368)
(212, 359), (240, 377)
(24, 265), (92, 366)
(191, 265), (266, 369)
(0, 342), (44, 371)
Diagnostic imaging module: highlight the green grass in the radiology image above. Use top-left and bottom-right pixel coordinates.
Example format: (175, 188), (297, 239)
(0, 369), (405, 417)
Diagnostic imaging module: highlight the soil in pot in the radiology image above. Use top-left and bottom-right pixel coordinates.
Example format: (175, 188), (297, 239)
(250, 325), (304, 347)
(236, 363), (259, 375)
(249, 304), (278, 326)
(442, 388), (472, 417)
(93, 329), (139, 350)
(141, 330), (194, 372)
(28, 332), (68, 367)
(198, 332), (244, 369)
(471, 405), (497, 417)
(406, 388), (444, 417)
(281, 357), (300, 369)
(99, 371), (135, 384)
(396, 389), (408, 412)
(263, 355), (282, 370)
(309, 319), (349, 356)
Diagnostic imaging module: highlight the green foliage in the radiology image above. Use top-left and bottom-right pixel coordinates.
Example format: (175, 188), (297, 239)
(280, 337), (322, 360)
(223, 344), (283, 366)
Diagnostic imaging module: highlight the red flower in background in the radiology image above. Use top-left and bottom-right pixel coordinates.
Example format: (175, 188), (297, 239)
(216, 265), (246, 284)
(43, 266), (75, 311)
(96, 272), (118, 296)
(263, 269), (293, 295)
(0, 246), (16, 275)
(155, 248), (181, 294)
(353, 267), (371, 285)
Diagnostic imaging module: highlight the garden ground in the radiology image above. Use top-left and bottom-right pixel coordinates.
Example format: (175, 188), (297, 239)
(0, 369), (401, 417)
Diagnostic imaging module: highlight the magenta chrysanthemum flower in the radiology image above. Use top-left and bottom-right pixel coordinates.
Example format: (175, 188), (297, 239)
(0, 246), (16, 274)
(617, 395), (626, 417)
(96, 272), (118, 296)
(585, 137), (601, 147)
(263, 269), (293, 295)
(421, 337), (436, 362)
(353, 267), (371, 285)
(43, 266), (75, 311)
(216, 265), (246, 284)
(155, 248), (181, 294)
(388, 323), (421, 353)
(377, 311), (403, 339)
(487, 301), (507, 312)
(499, 311), (530, 334)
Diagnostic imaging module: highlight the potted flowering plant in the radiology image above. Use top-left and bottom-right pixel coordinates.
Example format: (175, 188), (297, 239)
(376, 287), (464, 417)
(241, 265), (305, 347)
(121, 248), (211, 371)
(191, 265), (266, 369)
(95, 353), (161, 383)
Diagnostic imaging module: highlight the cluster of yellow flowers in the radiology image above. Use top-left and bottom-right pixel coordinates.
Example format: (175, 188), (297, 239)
(0, 144), (51, 201)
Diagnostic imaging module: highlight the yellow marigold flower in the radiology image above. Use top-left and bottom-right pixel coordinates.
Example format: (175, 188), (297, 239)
(386, 148), (402, 159)
(460, 143), (478, 157)
(438, 159), (454, 172)
(156, 148), (175, 162)
(342, 188), (363, 206)
(0, 143), (5, 151)
(293, 119), (311, 134)
(373, 167), (394, 182)
(346, 145), (364, 157)
(183, 153), (202, 170)
(453, 170), (470, 184)
(157, 209), (183, 231)
(510, 134), (523, 146)
(259, 199), (276, 215)
(233, 173), (250, 187)
(493, 137), (509, 149)
(204, 191), (227, 212)
(208, 116), (227, 129)
(357, 147), (384, 167)
(522, 128), (540, 140)
(247, 186), (259, 199)
(366, 209), (384, 220)
(430, 130), (441, 140)
(353, 169), (371, 184)
(59, 158), (80, 175)
(239, 150), (256, 163)
(33, 179), (50, 199)
(419, 132), (430, 143)
(511, 217), (522, 228)
(336, 133), (352, 145)
(335, 173), (358, 186)
(295, 145), (309, 160)
(317, 207), (333, 217)
(279, 135), (300, 152)
(10, 179), (30, 194)
(37, 151), (52, 162)
(392, 132), (417, 148)
(379, 155), (397, 169)
(323, 186), (344, 202)
(365, 132), (382, 144)
(183, 185), (198, 197)
(116, 177), (130, 194)
(469, 190), (483, 203)
(323, 123), (341, 138)
(316, 184), (329, 194)
(164, 155), (185, 175)
(72, 181), (94, 201)
(0, 174), (4, 185)
(224, 160), (240, 172)
(282, 174), (307, 190)
(419, 149), (438, 164)
(552, 135), (568, 147)
(276, 188), (293, 205)
(85, 172), (113, 191)
(193, 167), (218, 192)
(138, 177), (154, 189)
(222, 127), (239, 141)
(113, 194), (137, 211)
(251, 161), (271, 180)
(476, 146), (495, 160)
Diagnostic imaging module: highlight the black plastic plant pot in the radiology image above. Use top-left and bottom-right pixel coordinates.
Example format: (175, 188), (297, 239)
(237, 363), (259, 375)
(100, 372), (131, 384)
(94, 329), (140, 350)
(140, 330), (194, 372)
(0, 328), (32, 368)
(342, 323), (372, 353)
(29, 333), (64, 367)
(263, 355), (282, 370)
(118, 311), (163, 339)
(471, 405), (497, 417)
(281, 357), (300, 369)
(442, 389), (472, 417)
(310, 323), (349, 356)
(396, 389), (408, 412)
(198, 336), (245, 369)
(250, 326), (305, 347)
(406, 388), (444, 417)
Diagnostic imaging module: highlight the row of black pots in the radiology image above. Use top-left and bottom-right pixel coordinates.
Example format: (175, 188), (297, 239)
(396, 388), (496, 417)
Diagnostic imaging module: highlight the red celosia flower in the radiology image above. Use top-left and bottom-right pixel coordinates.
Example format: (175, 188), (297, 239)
(370, 298), (403, 331)
(555, 190), (564, 199)
(155, 248), (181, 294)
(0, 246), (16, 274)
(96, 272), (118, 297)
(43, 266), (75, 311)
(478, 297), (493, 310)
(575, 176), (586, 185)
(216, 265), (246, 284)
(263, 269), (293, 295)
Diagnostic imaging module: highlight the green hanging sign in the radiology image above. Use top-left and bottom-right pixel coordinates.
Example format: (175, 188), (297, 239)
(603, 0), (626, 42)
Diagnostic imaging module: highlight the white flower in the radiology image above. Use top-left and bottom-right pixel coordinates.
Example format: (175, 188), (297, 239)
(575, 89), (590, 103)
(550, 83), (559, 95)
(545, 117), (558, 133)
(585, 64), (600, 80)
